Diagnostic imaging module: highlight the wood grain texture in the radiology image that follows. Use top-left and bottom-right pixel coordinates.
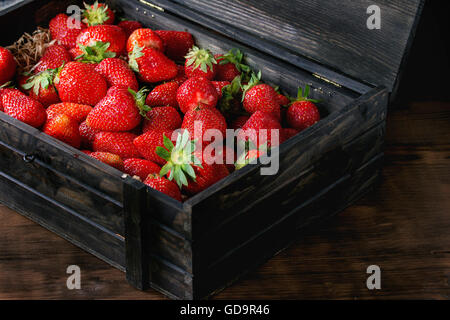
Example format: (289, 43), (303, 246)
(0, 100), (447, 299)
(146, 0), (423, 94)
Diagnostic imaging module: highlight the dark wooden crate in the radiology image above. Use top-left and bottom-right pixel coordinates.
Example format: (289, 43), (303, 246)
(0, 0), (421, 299)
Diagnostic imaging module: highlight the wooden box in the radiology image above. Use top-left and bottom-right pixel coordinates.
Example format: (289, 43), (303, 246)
(0, 0), (424, 299)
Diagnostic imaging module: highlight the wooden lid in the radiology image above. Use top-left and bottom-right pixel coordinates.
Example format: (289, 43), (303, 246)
(145, 0), (424, 93)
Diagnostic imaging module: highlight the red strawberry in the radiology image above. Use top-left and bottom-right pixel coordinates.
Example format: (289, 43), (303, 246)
(89, 152), (125, 171)
(2, 90), (46, 128)
(0, 87), (19, 112)
(94, 58), (138, 91)
(21, 69), (60, 107)
(57, 62), (108, 106)
(145, 81), (179, 109)
(231, 115), (250, 130)
(82, 1), (115, 26)
(172, 65), (188, 85)
(276, 93), (290, 106)
(155, 30), (194, 61)
(0, 47), (17, 85)
(93, 131), (141, 159)
(183, 163), (229, 196)
(34, 45), (72, 74)
(243, 80), (281, 120)
(42, 113), (81, 148)
(124, 158), (161, 181)
(215, 49), (250, 82)
(79, 120), (101, 148)
(47, 102), (92, 123)
(118, 20), (143, 38)
(281, 128), (300, 141)
(126, 28), (164, 53)
(76, 25), (126, 57)
(128, 46), (178, 83)
(86, 86), (146, 132)
(133, 129), (175, 165)
(286, 86), (321, 131)
(203, 145), (236, 173)
(143, 106), (182, 132)
(211, 81), (230, 98)
(182, 106), (227, 147)
(176, 77), (219, 114)
(68, 47), (81, 60)
(184, 46), (217, 80)
(49, 14), (86, 49)
(144, 175), (182, 201)
(238, 111), (283, 148)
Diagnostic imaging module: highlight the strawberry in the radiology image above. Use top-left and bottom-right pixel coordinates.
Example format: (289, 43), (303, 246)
(155, 30), (194, 61)
(156, 130), (229, 195)
(79, 120), (101, 148)
(57, 62), (108, 106)
(34, 45), (72, 74)
(133, 129), (175, 165)
(0, 87), (18, 112)
(76, 25), (126, 58)
(172, 65), (188, 86)
(21, 68), (60, 107)
(286, 86), (321, 131)
(0, 47), (17, 85)
(118, 20), (143, 38)
(89, 152), (125, 171)
(82, 1), (115, 26)
(281, 128), (300, 141)
(145, 81), (179, 109)
(49, 14), (86, 49)
(93, 131), (141, 159)
(176, 77), (219, 114)
(235, 148), (266, 170)
(2, 90), (46, 128)
(215, 49), (250, 82)
(126, 28), (164, 53)
(217, 76), (244, 117)
(184, 46), (217, 80)
(276, 93), (290, 106)
(42, 113), (81, 148)
(243, 73), (281, 120)
(128, 46), (178, 83)
(231, 115), (250, 130)
(94, 58), (139, 91)
(238, 110), (283, 148)
(144, 175), (182, 201)
(211, 81), (230, 98)
(46, 102), (92, 123)
(143, 106), (182, 132)
(182, 106), (227, 147)
(124, 158), (161, 181)
(86, 86), (147, 132)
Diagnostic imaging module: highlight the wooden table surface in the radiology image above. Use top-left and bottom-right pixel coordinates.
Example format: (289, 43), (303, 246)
(0, 99), (449, 300)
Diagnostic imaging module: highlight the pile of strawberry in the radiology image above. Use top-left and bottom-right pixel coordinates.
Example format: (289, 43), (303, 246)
(0, 2), (321, 202)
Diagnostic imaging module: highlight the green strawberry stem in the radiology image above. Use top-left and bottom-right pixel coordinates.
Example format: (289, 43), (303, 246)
(76, 41), (116, 63)
(22, 67), (59, 95)
(156, 131), (202, 189)
(128, 44), (144, 73)
(221, 48), (252, 79)
(290, 84), (321, 104)
(82, 1), (111, 26)
(128, 87), (151, 118)
(185, 46), (217, 73)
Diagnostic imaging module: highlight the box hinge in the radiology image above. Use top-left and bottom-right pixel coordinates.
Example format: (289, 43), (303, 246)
(312, 73), (342, 88)
(138, 0), (165, 12)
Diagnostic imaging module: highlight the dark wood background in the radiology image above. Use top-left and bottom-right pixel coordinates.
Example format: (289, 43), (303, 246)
(0, 1), (449, 299)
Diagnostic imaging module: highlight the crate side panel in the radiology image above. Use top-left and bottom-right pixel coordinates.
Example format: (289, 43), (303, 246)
(194, 154), (384, 299)
(0, 141), (124, 235)
(194, 121), (385, 269)
(0, 171), (125, 270)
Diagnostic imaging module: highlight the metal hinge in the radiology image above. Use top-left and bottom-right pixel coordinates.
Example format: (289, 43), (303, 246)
(139, 0), (165, 12)
(312, 73), (342, 88)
